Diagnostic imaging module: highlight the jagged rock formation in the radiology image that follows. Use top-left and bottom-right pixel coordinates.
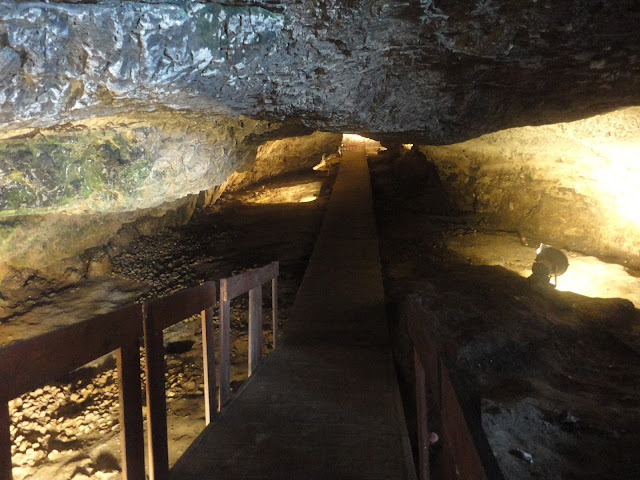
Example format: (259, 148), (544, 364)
(1, 0), (639, 143)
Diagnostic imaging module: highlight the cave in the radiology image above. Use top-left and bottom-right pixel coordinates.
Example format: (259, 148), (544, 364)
(1, 1), (640, 479)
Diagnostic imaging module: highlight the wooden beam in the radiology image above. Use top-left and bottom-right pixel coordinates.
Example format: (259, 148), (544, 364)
(441, 368), (487, 480)
(221, 262), (278, 301)
(218, 285), (231, 410)
(414, 350), (430, 480)
(248, 286), (263, 376)
(143, 305), (169, 480)
(201, 306), (217, 424)
(0, 304), (142, 400)
(117, 342), (145, 480)
(271, 277), (278, 349)
(147, 282), (216, 331)
(0, 401), (11, 480)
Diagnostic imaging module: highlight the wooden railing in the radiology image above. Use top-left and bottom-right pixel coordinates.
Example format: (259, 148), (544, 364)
(0, 262), (279, 480)
(0, 304), (145, 480)
(218, 261), (278, 408)
(406, 299), (505, 480)
(144, 282), (217, 480)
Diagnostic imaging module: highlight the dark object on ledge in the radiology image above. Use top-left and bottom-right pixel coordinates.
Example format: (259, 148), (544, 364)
(529, 244), (569, 288)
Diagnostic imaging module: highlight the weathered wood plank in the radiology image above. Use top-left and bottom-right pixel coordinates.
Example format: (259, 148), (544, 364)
(201, 306), (218, 424)
(248, 286), (263, 376)
(117, 341), (145, 480)
(143, 306), (169, 480)
(440, 368), (488, 480)
(0, 401), (11, 480)
(147, 282), (216, 331)
(414, 350), (430, 480)
(271, 277), (278, 349)
(0, 303), (143, 401)
(222, 262), (278, 301)
(218, 290), (231, 410)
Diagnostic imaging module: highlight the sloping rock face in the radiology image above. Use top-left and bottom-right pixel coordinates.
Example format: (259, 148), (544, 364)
(1, 0), (639, 144)
(0, 106), (340, 288)
(225, 131), (341, 190)
(0, 112), (280, 215)
(420, 107), (640, 268)
(0, 111), (276, 282)
(0, 120), (342, 284)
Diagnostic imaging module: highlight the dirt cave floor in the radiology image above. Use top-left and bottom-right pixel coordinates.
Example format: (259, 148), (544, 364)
(0, 166), (338, 480)
(369, 150), (640, 480)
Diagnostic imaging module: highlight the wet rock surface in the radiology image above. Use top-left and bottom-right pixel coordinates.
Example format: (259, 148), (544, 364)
(369, 149), (640, 480)
(2, 166), (337, 479)
(1, 1), (639, 143)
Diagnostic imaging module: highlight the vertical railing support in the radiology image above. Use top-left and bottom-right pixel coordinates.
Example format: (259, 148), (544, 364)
(415, 351), (431, 480)
(219, 281), (232, 410)
(201, 306), (218, 423)
(143, 304), (170, 480)
(0, 400), (11, 480)
(248, 285), (263, 376)
(271, 276), (278, 349)
(117, 341), (145, 480)
(218, 262), (278, 406)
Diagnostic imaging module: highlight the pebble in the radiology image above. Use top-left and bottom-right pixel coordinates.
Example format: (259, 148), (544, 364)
(509, 448), (534, 464)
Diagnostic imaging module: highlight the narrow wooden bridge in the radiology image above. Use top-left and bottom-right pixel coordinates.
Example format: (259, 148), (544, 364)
(168, 145), (414, 479)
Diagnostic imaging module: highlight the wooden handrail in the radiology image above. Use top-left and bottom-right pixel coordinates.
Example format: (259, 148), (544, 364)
(218, 261), (279, 408)
(143, 281), (217, 480)
(406, 299), (504, 480)
(0, 304), (142, 400)
(0, 263), (279, 480)
(0, 304), (145, 480)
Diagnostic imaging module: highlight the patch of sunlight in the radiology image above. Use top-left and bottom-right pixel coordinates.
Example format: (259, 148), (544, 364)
(242, 182), (323, 204)
(447, 231), (640, 307)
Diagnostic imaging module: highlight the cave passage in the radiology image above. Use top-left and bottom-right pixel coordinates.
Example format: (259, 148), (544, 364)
(169, 140), (414, 479)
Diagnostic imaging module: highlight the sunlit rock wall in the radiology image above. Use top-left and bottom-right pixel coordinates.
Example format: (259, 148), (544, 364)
(221, 131), (342, 191)
(2, 1), (640, 144)
(420, 107), (640, 267)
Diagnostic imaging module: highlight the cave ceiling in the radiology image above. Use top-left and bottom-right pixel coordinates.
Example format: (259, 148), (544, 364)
(1, 0), (639, 144)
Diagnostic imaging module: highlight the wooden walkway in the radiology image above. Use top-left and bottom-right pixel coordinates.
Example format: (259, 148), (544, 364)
(169, 145), (416, 480)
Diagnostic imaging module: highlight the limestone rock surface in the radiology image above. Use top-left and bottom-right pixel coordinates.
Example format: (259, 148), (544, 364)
(1, 0), (639, 144)
(0, 122), (340, 287)
(226, 131), (342, 190)
(421, 107), (640, 268)
(0, 111), (282, 215)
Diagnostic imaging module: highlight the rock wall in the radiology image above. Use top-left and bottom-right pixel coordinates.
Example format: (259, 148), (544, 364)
(221, 131), (342, 191)
(420, 107), (640, 267)
(2, 1), (639, 144)
(0, 111), (282, 215)
(0, 111), (340, 291)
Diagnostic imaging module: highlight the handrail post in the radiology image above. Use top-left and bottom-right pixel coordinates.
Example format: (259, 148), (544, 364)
(0, 400), (11, 480)
(202, 306), (218, 423)
(248, 284), (263, 376)
(271, 276), (278, 349)
(117, 341), (145, 480)
(143, 303), (170, 480)
(219, 280), (232, 410)
(415, 350), (431, 480)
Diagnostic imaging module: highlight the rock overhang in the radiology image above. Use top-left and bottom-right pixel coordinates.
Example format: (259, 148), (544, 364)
(1, 0), (639, 143)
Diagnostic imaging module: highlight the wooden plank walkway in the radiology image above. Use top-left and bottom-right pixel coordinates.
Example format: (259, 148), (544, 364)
(169, 145), (416, 480)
